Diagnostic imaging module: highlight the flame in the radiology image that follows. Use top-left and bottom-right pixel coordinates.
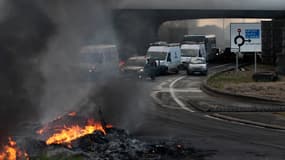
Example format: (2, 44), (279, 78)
(36, 112), (78, 135)
(45, 119), (107, 145)
(106, 124), (113, 129)
(0, 137), (29, 160)
(36, 128), (45, 135)
(68, 112), (77, 117)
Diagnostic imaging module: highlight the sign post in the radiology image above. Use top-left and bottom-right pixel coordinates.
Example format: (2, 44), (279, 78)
(236, 52), (239, 72)
(230, 23), (262, 72)
(254, 52), (257, 73)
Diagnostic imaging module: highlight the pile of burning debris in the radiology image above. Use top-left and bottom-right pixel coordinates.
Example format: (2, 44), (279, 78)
(0, 112), (210, 160)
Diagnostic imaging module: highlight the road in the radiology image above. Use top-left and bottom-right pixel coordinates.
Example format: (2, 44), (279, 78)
(131, 64), (285, 160)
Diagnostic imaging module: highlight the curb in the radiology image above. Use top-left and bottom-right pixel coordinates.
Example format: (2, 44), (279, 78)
(211, 113), (285, 130)
(150, 91), (183, 110)
(202, 66), (285, 106)
(185, 99), (285, 112)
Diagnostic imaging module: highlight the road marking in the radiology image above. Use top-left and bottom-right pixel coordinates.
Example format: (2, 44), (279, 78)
(204, 115), (223, 121)
(157, 88), (202, 93)
(204, 115), (285, 131)
(150, 91), (183, 110)
(204, 115), (267, 129)
(169, 76), (195, 112)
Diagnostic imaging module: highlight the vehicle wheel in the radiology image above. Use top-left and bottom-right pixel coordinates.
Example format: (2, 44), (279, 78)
(187, 70), (192, 75)
(178, 65), (184, 70)
(150, 75), (155, 80)
(174, 68), (179, 74)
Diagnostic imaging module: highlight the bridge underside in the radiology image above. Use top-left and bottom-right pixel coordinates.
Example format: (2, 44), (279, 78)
(113, 9), (285, 59)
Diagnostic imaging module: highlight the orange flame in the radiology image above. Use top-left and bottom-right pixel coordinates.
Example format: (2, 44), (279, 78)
(45, 119), (107, 145)
(36, 112), (78, 135)
(106, 124), (113, 129)
(68, 112), (77, 117)
(0, 137), (29, 160)
(36, 128), (45, 135)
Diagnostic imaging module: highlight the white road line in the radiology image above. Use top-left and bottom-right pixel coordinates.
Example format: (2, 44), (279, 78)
(158, 88), (202, 93)
(204, 115), (223, 121)
(150, 91), (182, 110)
(169, 76), (195, 112)
(204, 115), (266, 130)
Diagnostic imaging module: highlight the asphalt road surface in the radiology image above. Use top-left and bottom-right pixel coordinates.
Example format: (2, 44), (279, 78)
(132, 63), (285, 160)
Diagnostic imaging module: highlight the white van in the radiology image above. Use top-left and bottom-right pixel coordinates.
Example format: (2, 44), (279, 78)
(182, 35), (216, 61)
(146, 42), (181, 74)
(79, 45), (119, 79)
(180, 43), (206, 69)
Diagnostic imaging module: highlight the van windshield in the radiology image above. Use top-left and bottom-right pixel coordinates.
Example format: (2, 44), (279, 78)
(181, 49), (199, 57)
(80, 52), (103, 64)
(126, 59), (146, 66)
(147, 51), (167, 60)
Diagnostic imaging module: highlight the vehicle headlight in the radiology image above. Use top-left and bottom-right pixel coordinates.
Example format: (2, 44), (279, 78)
(139, 68), (144, 72)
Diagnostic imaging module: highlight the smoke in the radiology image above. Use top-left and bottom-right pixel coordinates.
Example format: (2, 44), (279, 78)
(0, 0), (153, 143)
(0, 0), (55, 140)
(35, 0), (149, 134)
(37, 0), (117, 122)
(0, 0), (119, 139)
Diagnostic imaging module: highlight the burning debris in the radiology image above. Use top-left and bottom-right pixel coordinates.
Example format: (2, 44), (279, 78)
(46, 120), (106, 146)
(2, 112), (211, 160)
(0, 110), (215, 160)
(0, 137), (29, 160)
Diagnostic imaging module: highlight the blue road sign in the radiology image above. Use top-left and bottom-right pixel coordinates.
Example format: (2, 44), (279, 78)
(245, 29), (260, 39)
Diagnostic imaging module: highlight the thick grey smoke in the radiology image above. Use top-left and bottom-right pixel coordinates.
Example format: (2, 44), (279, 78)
(0, 0), (55, 141)
(37, 0), (118, 122)
(37, 0), (149, 132)
(0, 0), (164, 143)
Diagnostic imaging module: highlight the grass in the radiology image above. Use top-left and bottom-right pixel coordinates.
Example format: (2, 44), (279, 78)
(207, 64), (276, 89)
(207, 70), (254, 89)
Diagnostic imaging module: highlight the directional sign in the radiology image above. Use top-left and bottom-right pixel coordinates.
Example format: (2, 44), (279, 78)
(230, 23), (262, 52)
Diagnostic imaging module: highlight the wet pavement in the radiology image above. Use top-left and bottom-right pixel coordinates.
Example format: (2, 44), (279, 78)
(142, 63), (285, 160)
(216, 112), (285, 128)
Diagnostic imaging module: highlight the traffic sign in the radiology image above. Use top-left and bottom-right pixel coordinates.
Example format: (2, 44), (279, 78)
(230, 23), (262, 52)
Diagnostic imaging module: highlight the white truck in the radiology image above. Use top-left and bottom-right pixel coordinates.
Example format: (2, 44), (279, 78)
(146, 42), (181, 74)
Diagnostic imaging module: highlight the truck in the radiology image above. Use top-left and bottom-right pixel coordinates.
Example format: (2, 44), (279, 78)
(182, 35), (217, 61)
(146, 42), (181, 74)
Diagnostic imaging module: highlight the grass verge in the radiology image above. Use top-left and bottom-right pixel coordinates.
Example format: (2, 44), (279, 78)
(207, 64), (276, 89)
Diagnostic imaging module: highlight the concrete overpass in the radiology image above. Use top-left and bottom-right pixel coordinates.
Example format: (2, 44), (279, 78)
(112, 0), (285, 10)
(111, 0), (285, 58)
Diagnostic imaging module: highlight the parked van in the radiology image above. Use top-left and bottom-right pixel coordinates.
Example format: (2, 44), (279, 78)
(79, 44), (119, 80)
(146, 42), (181, 74)
(180, 43), (207, 69)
